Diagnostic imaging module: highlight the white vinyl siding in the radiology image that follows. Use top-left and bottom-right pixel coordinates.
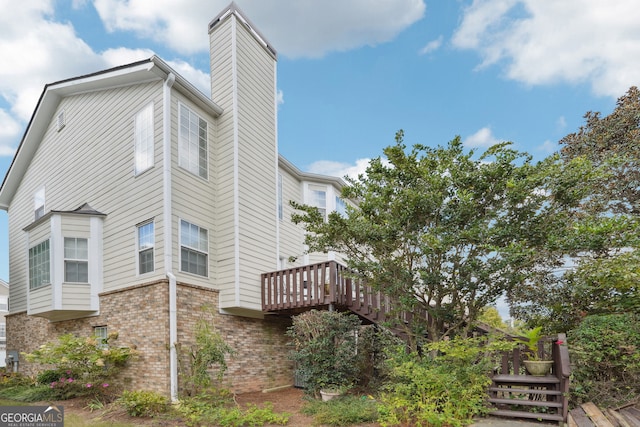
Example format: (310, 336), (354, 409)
(180, 220), (208, 277)
(134, 102), (154, 175)
(64, 237), (88, 283)
(137, 221), (154, 275)
(178, 103), (208, 179)
(29, 240), (50, 290)
(6, 82), (165, 313)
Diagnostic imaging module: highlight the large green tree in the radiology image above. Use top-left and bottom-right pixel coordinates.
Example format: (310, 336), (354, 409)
(292, 132), (564, 345)
(510, 87), (640, 330)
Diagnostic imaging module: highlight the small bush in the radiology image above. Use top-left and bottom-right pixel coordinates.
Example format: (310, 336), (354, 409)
(569, 313), (640, 407)
(302, 395), (378, 426)
(0, 384), (57, 402)
(377, 335), (516, 427)
(118, 390), (170, 417)
(176, 395), (289, 427)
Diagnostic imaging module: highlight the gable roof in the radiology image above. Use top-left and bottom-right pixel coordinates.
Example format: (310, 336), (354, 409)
(0, 56), (223, 210)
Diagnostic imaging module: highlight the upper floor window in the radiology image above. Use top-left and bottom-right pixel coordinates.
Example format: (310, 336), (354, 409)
(0, 324), (5, 339)
(134, 102), (154, 175)
(309, 186), (327, 221)
(179, 104), (208, 179)
(137, 221), (155, 275)
(64, 237), (88, 283)
(29, 239), (50, 290)
(34, 187), (45, 220)
(335, 196), (347, 217)
(180, 220), (208, 277)
(0, 297), (7, 312)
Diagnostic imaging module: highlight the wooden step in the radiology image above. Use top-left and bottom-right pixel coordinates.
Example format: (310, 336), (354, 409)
(488, 397), (563, 408)
(491, 409), (564, 422)
(488, 386), (562, 396)
(492, 374), (560, 385)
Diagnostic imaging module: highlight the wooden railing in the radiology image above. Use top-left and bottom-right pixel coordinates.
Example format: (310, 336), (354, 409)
(262, 261), (406, 324)
(490, 333), (571, 423)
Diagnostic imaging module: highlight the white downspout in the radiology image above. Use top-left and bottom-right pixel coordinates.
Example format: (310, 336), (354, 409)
(162, 72), (178, 402)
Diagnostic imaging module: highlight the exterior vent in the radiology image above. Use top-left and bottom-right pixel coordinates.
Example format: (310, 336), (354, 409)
(56, 111), (65, 131)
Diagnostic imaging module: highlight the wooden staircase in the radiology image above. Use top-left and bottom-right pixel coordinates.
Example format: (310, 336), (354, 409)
(488, 333), (571, 425)
(261, 261), (571, 424)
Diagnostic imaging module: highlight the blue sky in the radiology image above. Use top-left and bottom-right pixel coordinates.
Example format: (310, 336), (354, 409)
(0, 1), (637, 316)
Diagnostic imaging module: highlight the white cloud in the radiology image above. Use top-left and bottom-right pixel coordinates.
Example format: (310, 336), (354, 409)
(537, 140), (558, 154)
(452, 0), (640, 97)
(419, 36), (443, 55)
(277, 90), (284, 106)
(0, 109), (20, 157)
(463, 127), (501, 148)
(94, 0), (426, 58)
(307, 158), (372, 180)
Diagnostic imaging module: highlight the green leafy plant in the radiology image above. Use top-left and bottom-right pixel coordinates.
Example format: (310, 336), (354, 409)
(569, 313), (640, 407)
(177, 306), (236, 397)
(176, 396), (289, 427)
(118, 389), (169, 417)
(522, 326), (546, 360)
(302, 395), (378, 426)
(23, 332), (136, 400)
(377, 335), (516, 427)
(286, 310), (362, 397)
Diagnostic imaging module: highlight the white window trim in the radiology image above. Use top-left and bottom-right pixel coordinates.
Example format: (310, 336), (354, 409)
(34, 187), (45, 221)
(179, 218), (209, 277)
(136, 220), (155, 275)
(64, 237), (89, 283)
(178, 102), (209, 180)
(134, 102), (155, 176)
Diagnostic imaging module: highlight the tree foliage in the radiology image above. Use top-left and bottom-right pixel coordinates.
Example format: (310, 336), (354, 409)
(510, 87), (640, 330)
(292, 132), (565, 344)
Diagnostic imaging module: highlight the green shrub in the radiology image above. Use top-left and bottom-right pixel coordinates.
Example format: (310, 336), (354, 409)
(23, 332), (137, 400)
(0, 384), (57, 402)
(377, 335), (516, 427)
(302, 395), (378, 426)
(287, 310), (362, 397)
(176, 396), (289, 427)
(177, 306), (236, 397)
(568, 313), (640, 407)
(118, 390), (169, 417)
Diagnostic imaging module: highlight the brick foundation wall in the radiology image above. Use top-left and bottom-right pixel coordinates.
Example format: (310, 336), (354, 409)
(6, 281), (293, 396)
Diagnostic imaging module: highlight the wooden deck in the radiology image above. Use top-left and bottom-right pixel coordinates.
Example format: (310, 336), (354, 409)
(261, 261), (428, 334)
(569, 402), (640, 427)
(261, 261), (571, 424)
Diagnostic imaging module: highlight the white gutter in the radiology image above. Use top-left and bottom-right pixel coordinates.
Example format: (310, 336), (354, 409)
(162, 72), (179, 402)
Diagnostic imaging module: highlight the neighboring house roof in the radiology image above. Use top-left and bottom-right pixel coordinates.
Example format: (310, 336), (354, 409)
(278, 155), (347, 189)
(0, 56), (223, 210)
(0, 279), (7, 290)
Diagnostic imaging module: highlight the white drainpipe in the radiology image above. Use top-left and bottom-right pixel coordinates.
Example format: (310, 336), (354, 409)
(162, 72), (179, 402)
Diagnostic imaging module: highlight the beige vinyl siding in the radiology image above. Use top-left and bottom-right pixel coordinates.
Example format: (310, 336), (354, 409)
(234, 21), (277, 309)
(278, 168), (305, 268)
(7, 81), (166, 314)
(61, 215), (90, 238)
(61, 283), (91, 310)
(171, 93), (216, 286)
(209, 13), (277, 312)
(28, 285), (52, 314)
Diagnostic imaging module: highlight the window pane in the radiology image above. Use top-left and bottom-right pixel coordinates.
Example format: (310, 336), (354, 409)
(180, 220), (208, 277)
(178, 105), (207, 178)
(29, 240), (50, 290)
(139, 248), (154, 274)
(135, 103), (154, 174)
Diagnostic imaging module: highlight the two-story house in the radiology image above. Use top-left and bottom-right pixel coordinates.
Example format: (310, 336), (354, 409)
(0, 3), (351, 398)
